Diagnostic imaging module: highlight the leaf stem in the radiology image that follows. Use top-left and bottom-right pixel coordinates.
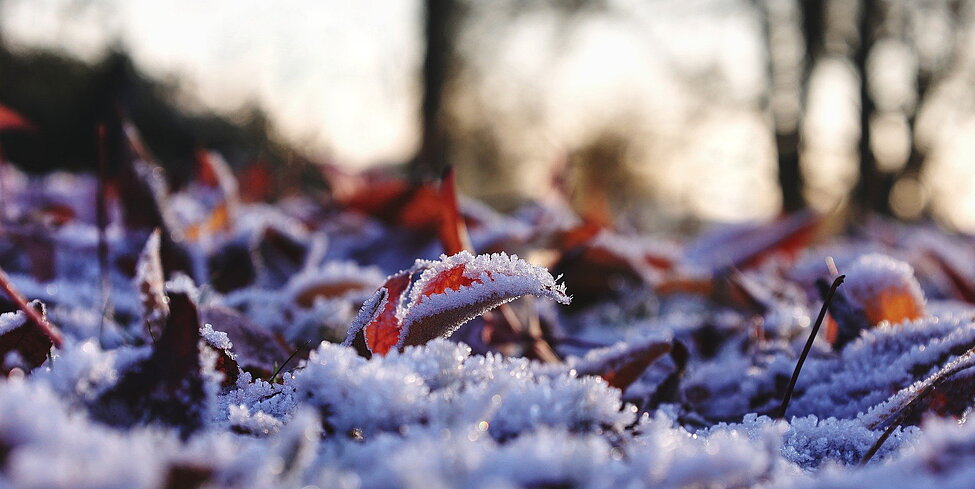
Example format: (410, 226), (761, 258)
(0, 266), (63, 348)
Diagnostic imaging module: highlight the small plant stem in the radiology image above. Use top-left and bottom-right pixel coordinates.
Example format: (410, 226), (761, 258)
(271, 344), (304, 382)
(777, 274), (845, 419)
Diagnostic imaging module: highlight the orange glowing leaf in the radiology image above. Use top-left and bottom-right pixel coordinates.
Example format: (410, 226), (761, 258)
(861, 286), (925, 326)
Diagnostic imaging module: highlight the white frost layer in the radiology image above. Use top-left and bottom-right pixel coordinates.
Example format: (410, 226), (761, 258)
(0, 310), (27, 335)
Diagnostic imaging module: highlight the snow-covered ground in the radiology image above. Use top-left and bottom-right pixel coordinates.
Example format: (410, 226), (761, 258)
(3, 165), (975, 488)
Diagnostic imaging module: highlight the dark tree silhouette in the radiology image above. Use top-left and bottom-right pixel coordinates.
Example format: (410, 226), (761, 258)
(412, 0), (461, 179)
(852, 0), (884, 215)
(757, 0), (824, 213)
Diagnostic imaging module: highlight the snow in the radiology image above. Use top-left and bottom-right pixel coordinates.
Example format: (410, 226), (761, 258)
(201, 323), (234, 351)
(0, 310), (27, 335)
(9, 166), (975, 487)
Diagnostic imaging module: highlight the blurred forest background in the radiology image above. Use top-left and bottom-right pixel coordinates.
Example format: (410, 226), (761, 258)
(2, 0), (975, 231)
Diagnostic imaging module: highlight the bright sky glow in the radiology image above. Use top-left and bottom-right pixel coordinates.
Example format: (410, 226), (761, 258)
(4, 0), (975, 229)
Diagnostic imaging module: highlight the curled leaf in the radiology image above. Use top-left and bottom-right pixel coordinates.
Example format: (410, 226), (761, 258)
(683, 210), (819, 272)
(344, 251), (570, 356)
(574, 336), (673, 393)
(134, 229), (168, 341)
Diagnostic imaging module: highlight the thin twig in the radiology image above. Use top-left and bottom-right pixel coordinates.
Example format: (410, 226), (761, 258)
(777, 274), (845, 419)
(859, 418), (900, 466)
(0, 266), (63, 348)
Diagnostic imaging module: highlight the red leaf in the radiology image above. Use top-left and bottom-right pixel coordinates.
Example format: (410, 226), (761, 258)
(361, 271), (413, 356)
(684, 210), (819, 272)
(438, 167), (473, 255)
(0, 105), (35, 132)
(346, 252), (570, 356)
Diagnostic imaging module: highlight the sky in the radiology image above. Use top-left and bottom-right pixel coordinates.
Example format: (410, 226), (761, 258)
(4, 0), (975, 229)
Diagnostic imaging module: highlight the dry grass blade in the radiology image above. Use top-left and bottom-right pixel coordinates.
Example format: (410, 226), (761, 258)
(777, 274), (845, 419)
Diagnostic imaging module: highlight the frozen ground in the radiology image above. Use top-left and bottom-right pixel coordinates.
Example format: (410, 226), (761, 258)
(2, 162), (975, 489)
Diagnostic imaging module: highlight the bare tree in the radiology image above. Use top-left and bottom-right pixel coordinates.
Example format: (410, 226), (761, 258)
(411, 0), (461, 179)
(757, 0), (826, 213)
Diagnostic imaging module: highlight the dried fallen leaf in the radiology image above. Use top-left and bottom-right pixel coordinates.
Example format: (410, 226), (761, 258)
(683, 210), (819, 272)
(438, 167), (473, 255)
(93, 277), (213, 437)
(344, 251), (571, 356)
(201, 305), (291, 378)
(825, 254), (925, 349)
(574, 336), (673, 393)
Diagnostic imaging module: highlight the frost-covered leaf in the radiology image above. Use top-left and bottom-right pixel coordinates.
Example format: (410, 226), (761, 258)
(286, 261), (384, 308)
(552, 228), (675, 308)
(201, 305), (290, 379)
(0, 302), (53, 374)
(92, 276), (218, 437)
(134, 229), (168, 341)
(574, 336), (672, 392)
(344, 252), (570, 356)
(861, 345), (975, 432)
(826, 254), (926, 349)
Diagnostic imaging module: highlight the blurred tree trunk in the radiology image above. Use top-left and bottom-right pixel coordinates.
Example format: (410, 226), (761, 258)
(852, 0), (888, 214)
(411, 0), (458, 179)
(758, 0), (823, 213)
(891, 0), (965, 217)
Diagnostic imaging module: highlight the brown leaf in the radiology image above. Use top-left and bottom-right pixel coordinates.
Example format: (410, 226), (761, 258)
(93, 284), (211, 437)
(0, 301), (54, 374)
(575, 337), (672, 392)
(201, 305), (291, 378)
